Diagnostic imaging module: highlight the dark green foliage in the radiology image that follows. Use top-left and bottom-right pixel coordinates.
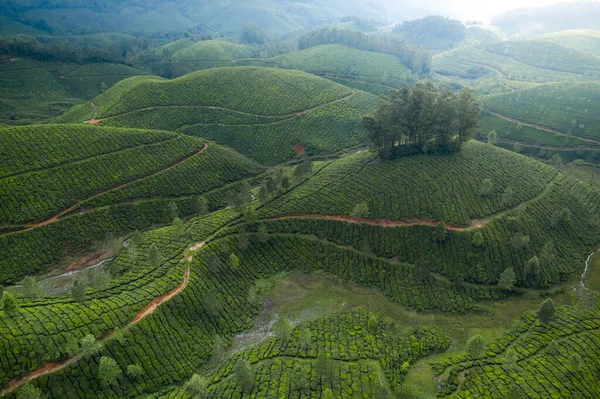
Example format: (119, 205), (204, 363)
(186, 374), (208, 398)
(394, 16), (466, 51)
(362, 82), (480, 158)
(537, 298), (557, 325)
(126, 364), (144, 380)
(64, 335), (79, 357)
(240, 22), (266, 45)
(70, 280), (86, 302)
(498, 267), (517, 290)
(16, 383), (42, 399)
(23, 277), (42, 298)
(234, 359), (254, 393)
(479, 179), (494, 196)
(467, 333), (487, 359)
(211, 335), (227, 363)
(433, 306), (600, 398)
(80, 334), (103, 357)
(98, 356), (121, 387)
(351, 202), (369, 218)
(272, 316), (293, 343)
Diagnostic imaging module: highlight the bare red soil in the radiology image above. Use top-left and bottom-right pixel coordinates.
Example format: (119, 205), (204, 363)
(131, 267), (190, 323)
(292, 143), (305, 155)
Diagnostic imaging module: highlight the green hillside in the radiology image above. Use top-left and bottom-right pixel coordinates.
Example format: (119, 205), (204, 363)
(0, 124), (264, 282)
(433, 44), (597, 93)
(58, 67), (379, 165)
(2, 0), (389, 37)
(2, 139), (600, 399)
(538, 29), (600, 56)
(133, 39), (257, 78)
(265, 44), (417, 94)
(0, 56), (147, 124)
(482, 82), (600, 142)
(435, 305), (600, 398)
(259, 141), (600, 288)
(482, 40), (600, 79)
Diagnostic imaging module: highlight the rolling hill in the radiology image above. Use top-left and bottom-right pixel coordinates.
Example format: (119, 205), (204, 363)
(0, 56), (147, 124)
(0, 124), (264, 282)
(133, 39), (257, 78)
(482, 81), (600, 143)
(0, 0), (390, 37)
(58, 67), (379, 165)
(262, 44), (417, 94)
(538, 29), (600, 56)
(433, 42), (600, 94)
(2, 138), (600, 399)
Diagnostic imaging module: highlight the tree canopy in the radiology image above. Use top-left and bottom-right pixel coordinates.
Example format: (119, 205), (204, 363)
(362, 82), (480, 159)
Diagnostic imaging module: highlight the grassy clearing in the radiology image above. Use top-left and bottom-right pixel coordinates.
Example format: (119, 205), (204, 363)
(257, 267), (583, 397)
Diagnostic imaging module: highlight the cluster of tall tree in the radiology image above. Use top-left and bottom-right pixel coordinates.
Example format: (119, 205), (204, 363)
(0, 36), (149, 64)
(394, 16), (466, 45)
(298, 28), (431, 73)
(362, 82), (481, 159)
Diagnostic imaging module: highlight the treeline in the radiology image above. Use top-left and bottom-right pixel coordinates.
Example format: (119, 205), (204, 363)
(362, 82), (480, 158)
(394, 15), (466, 44)
(298, 28), (431, 74)
(0, 37), (148, 64)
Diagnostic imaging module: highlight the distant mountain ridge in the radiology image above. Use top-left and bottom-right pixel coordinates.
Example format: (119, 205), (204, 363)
(492, 1), (600, 38)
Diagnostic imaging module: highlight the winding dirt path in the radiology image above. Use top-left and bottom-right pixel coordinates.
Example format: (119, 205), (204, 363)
(262, 214), (481, 231)
(485, 110), (600, 146)
(2, 143), (208, 236)
(85, 101), (99, 125)
(88, 90), (356, 123)
(2, 267), (190, 395)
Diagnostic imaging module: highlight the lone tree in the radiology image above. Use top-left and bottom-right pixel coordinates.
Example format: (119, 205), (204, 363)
(234, 358), (254, 393)
(23, 276), (43, 298)
(472, 231), (484, 247)
(186, 374), (208, 398)
(502, 186), (515, 207)
(351, 202), (369, 218)
(537, 298), (556, 326)
(240, 22), (266, 45)
(126, 364), (145, 380)
(272, 315), (293, 343)
(80, 334), (104, 357)
(71, 280), (86, 302)
(362, 82), (480, 159)
(98, 356), (122, 387)
(16, 383), (42, 399)
(498, 267), (517, 290)
(487, 130), (497, 145)
(479, 179), (494, 196)
(467, 333), (486, 359)
(211, 335), (227, 363)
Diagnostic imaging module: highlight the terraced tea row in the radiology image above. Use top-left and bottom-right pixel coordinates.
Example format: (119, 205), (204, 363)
(434, 306), (600, 398)
(261, 141), (556, 226)
(63, 67), (354, 120)
(482, 82), (600, 142)
(0, 57), (146, 124)
(1, 131), (202, 225)
(164, 310), (450, 398)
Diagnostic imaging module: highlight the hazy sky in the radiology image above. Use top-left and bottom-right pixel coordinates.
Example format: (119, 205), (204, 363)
(390, 0), (582, 22)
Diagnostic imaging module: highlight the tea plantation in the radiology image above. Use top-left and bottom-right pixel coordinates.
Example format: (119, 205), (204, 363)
(58, 67), (379, 165)
(0, 56), (146, 124)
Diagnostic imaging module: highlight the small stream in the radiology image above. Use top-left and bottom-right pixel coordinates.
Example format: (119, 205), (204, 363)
(12, 257), (113, 288)
(579, 249), (599, 288)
